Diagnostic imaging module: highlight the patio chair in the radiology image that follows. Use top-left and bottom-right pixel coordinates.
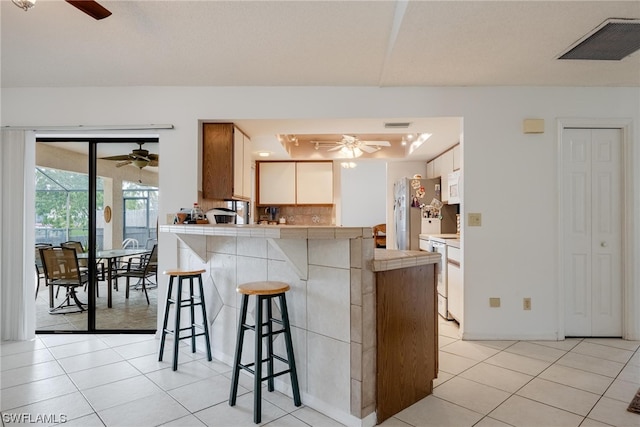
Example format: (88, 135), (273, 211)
(35, 243), (52, 299)
(61, 240), (105, 296)
(39, 246), (87, 314)
(114, 244), (157, 305)
(122, 238), (139, 249)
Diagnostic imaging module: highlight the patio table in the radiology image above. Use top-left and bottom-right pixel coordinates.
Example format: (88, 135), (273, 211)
(78, 248), (151, 308)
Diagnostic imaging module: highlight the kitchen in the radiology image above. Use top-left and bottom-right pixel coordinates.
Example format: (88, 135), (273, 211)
(194, 120), (465, 332)
(193, 119), (466, 329)
(157, 119), (463, 425)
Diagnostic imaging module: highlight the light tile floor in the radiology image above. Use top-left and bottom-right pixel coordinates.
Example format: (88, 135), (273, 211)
(35, 276), (157, 331)
(1, 319), (639, 426)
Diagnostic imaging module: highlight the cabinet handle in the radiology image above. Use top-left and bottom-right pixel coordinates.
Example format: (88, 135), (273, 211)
(600, 241), (607, 247)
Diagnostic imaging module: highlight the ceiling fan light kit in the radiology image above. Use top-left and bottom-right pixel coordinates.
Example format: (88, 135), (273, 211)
(12, 0), (36, 11)
(101, 142), (159, 169)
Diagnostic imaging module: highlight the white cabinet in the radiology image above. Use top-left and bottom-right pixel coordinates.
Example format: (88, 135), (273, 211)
(258, 161), (333, 205)
(258, 162), (296, 205)
(447, 245), (462, 324)
(440, 149), (454, 203)
(453, 144), (461, 171)
(426, 160), (436, 179)
(233, 129), (252, 199)
(296, 162), (333, 204)
(432, 156), (442, 178)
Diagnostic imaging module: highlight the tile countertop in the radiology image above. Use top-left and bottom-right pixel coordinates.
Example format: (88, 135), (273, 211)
(159, 224), (371, 239)
(372, 248), (441, 272)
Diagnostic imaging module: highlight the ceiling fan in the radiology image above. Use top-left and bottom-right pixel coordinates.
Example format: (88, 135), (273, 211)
(101, 143), (159, 169)
(12, 0), (112, 20)
(325, 135), (391, 158)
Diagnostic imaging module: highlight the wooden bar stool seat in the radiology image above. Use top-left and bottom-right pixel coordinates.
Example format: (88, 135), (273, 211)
(159, 269), (212, 371)
(229, 281), (302, 423)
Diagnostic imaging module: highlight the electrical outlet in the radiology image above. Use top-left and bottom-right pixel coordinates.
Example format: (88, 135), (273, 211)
(489, 297), (501, 308)
(523, 297), (532, 310)
(468, 213), (482, 227)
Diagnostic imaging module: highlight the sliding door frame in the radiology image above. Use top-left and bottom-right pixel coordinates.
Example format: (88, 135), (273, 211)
(36, 136), (158, 334)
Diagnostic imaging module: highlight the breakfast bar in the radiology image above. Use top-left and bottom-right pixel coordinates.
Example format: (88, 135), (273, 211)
(159, 224), (440, 426)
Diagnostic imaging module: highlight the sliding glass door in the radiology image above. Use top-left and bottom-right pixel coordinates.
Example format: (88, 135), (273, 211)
(35, 138), (159, 333)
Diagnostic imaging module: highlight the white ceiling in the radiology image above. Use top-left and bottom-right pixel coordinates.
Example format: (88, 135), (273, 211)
(3, 0), (639, 161)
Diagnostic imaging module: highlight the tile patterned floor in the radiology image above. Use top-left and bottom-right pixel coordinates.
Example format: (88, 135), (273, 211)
(1, 319), (638, 426)
(35, 276), (157, 331)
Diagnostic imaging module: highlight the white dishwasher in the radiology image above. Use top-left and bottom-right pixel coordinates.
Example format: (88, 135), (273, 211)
(420, 234), (458, 320)
(447, 244), (463, 324)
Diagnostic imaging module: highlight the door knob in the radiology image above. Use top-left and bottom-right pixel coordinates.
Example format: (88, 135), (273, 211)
(600, 241), (607, 247)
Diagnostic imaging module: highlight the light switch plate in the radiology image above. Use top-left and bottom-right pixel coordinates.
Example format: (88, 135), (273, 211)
(489, 297), (501, 308)
(468, 213), (482, 227)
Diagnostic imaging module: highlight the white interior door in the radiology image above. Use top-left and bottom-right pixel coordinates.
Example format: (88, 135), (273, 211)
(562, 128), (623, 336)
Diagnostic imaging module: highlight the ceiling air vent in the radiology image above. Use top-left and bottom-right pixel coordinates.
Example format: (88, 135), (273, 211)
(384, 122), (411, 129)
(558, 18), (640, 60)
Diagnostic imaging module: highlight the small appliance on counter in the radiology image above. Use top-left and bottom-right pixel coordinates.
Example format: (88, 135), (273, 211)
(206, 208), (238, 224)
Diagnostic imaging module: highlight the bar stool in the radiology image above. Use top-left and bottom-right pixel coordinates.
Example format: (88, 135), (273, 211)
(159, 269), (213, 371)
(229, 281), (302, 423)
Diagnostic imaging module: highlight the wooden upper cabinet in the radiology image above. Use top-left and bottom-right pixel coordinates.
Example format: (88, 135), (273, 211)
(202, 123), (251, 200)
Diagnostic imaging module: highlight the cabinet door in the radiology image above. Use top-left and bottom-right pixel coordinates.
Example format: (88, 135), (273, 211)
(233, 128), (244, 199)
(202, 123), (233, 200)
(432, 156), (442, 178)
(440, 150), (454, 203)
(242, 134), (252, 199)
(258, 162), (296, 205)
(296, 162), (333, 204)
(426, 161), (435, 179)
(453, 144), (461, 171)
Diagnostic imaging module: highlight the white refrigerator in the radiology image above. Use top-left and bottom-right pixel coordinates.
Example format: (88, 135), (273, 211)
(393, 177), (440, 250)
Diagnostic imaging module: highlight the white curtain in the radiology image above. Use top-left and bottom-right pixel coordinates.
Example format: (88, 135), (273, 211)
(0, 130), (36, 341)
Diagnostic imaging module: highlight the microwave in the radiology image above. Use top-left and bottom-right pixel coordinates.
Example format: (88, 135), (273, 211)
(447, 170), (461, 204)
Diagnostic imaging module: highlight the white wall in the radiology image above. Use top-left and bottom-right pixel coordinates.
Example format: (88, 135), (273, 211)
(2, 86), (638, 340)
(339, 160), (387, 227)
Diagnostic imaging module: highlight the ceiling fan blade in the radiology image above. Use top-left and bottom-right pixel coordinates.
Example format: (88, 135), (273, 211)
(359, 145), (378, 154)
(149, 160), (159, 167)
(361, 140), (391, 146)
(101, 154), (133, 161)
(327, 145), (344, 152)
(148, 154), (159, 161)
(65, 0), (112, 20)
(116, 160), (132, 168)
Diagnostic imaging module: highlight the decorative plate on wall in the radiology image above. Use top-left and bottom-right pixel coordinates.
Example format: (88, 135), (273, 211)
(104, 206), (112, 223)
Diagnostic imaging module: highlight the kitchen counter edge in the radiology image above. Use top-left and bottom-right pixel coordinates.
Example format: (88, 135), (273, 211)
(159, 224), (372, 240)
(372, 248), (441, 272)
